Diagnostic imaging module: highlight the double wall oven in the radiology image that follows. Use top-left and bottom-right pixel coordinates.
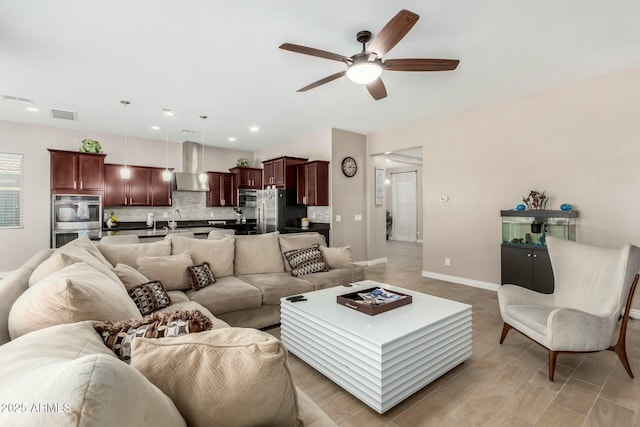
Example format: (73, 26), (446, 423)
(51, 194), (102, 248)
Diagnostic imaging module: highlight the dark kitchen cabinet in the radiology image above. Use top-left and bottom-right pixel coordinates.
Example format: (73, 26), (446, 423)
(150, 168), (172, 206)
(207, 172), (235, 207)
(501, 245), (554, 294)
(296, 161), (329, 206)
(229, 167), (262, 189)
(49, 149), (105, 194)
(262, 156), (308, 189)
(104, 164), (171, 207)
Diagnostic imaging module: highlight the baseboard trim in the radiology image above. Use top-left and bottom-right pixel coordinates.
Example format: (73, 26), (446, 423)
(421, 271), (500, 292)
(354, 257), (388, 266)
(417, 239), (423, 243)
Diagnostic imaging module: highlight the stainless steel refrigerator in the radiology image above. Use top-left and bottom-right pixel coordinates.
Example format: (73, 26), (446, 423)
(256, 189), (307, 234)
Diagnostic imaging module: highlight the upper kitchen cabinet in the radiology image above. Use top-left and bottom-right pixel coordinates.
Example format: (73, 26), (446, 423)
(49, 149), (105, 194)
(229, 167), (262, 189)
(149, 167), (172, 206)
(296, 160), (329, 206)
(104, 164), (171, 207)
(206, 172), (235, 207)
(262, 156), (308, 189)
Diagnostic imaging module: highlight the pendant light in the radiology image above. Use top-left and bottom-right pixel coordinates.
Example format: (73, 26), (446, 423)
(198, 115), (208, 184)
(161, 108), (173, 182)
(119, 100), (131, 180)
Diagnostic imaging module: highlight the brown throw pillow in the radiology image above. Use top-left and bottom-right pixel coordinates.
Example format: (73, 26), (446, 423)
(186, 262), (216, 291)
(283, 244), (329, 277)
(128, 281), (172, 315)
(94, 310), (212, 362)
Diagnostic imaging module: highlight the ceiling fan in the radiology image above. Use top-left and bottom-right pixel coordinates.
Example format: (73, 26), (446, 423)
(279, 9), (459, 100)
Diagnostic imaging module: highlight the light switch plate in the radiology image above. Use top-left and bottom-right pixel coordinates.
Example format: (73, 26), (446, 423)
(335, 215), (342, 222)
(355, 214), (363, 221)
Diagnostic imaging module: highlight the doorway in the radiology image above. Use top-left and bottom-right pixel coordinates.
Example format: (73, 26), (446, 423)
(391, 171), (417, 242)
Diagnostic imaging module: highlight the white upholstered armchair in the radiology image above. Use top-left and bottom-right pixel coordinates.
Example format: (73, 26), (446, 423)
(498, 236), (640, 381)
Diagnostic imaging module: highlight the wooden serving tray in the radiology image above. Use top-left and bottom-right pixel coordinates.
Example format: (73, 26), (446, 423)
(337, 287), (412, 316)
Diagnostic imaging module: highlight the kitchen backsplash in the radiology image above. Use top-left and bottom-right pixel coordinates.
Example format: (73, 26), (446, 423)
(307, 206), (330, 223)
(106, 192), (330, 224)
(106, 191), (256, 222)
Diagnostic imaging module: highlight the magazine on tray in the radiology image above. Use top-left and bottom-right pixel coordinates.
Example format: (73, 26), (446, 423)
(356, 288), (406, 305)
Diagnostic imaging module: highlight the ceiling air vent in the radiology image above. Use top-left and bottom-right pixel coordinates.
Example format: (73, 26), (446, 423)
(50, 108), (77, 121)
(3, 95), (33, 104)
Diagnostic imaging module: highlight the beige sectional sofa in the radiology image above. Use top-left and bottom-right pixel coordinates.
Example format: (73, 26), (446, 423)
(0, 231), (364, 426)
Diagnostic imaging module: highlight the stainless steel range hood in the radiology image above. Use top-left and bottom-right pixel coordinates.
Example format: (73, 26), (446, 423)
(174, 141), (210, 192)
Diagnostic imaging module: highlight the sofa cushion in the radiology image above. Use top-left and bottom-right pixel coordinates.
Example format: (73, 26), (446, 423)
(319, 246), (353, 269)
(235, 232), (285, 275)
(130, 327), (302, 427)
(137, 253), (193, 291)
(97, 239), (172, 268)
(94, 310), (212, 362)
(166, 290), (190, 304)
(170, 235), (235, 278)
(30, 235), (124, 289)
(238, 273), (314, 305)
(284, 244), (330, 277)
(279, 232), (327, 271)
(187, 262), (216, 291)
(128, 281), (172, 315)
(156, 301), (230, 330)
(0, 321), (186, 427)
(185, 276), (262, 315)
(8, 262), (142, 339)
(114, 263), (150, 290)
(301, 266), (366, 290)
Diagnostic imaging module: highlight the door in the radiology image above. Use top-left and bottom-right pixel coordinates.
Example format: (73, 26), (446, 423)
(78, 154), (104, 192)
(103, 164), (127, 206)
(532, 249), (554, 293)
(50, 151), (78, 192)
(128, 166), (151, 206)
(220, 173), (234, 206)
(150, 168), (172, 206)
(272, 158), (285, 187)
(501, 245), (533, 289)
(263, 161), (274, 187)
(391, 171), (417, 242)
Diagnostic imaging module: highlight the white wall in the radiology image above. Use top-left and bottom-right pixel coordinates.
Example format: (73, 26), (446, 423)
(253, 128), (332, 164)
(368, 66), (640, 293)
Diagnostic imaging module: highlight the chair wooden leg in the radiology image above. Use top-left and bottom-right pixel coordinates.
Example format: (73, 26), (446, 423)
(499, 323), (512, 344)
(549, 351), (558, 381)
(607, 273), (639, 379)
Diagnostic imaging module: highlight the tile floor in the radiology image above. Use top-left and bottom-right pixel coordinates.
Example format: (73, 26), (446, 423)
(267, 240), (640, 426)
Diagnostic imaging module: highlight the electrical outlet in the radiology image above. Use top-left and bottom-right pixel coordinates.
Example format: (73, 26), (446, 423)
(445, 258), (451, 266)
(335, 215), (342, 222)
(354, 214), (363, 222)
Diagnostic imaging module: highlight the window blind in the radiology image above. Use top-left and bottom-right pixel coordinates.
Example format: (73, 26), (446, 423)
(0, 153), (24, 228)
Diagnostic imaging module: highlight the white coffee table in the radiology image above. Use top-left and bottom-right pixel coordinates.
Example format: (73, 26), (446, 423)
(280, 280), (472, 413)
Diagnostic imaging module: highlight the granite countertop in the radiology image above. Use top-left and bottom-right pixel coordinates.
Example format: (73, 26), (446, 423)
(90, 219), (257, 240)
(282, 222), (330, 232)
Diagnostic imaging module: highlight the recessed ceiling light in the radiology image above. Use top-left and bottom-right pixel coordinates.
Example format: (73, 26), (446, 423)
(26, 107), (39, 112)
(228, 137), (236, 142)
(249, 126), (259, 133)
(151, 125), (160, 130)
(384, 151), (392, 155)
(163, 109), (174, 116)
(180, 129), (195, 134)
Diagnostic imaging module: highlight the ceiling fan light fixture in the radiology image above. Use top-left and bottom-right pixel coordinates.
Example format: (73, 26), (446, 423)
(346, 61), (382, 85)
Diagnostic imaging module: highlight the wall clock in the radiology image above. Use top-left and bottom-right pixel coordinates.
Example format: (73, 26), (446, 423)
(341, 156), (357, 177)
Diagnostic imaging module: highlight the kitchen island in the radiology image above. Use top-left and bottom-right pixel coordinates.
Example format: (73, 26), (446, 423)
(89, 219), (256, 241)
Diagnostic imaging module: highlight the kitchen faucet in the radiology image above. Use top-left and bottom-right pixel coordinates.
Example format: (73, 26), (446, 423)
(168, 209), (181, 232)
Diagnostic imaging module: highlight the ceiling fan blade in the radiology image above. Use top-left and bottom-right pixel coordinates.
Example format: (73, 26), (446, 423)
(297, 71), (347, 92)
(384, 58), (460, 71)
(366, 78), (387, 100)
(368, 9), (419, 58)
(279, 43), (349, 63)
